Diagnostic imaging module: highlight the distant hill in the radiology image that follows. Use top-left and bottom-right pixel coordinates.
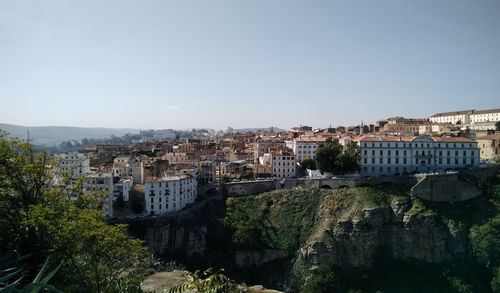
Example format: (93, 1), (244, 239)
(0, 123), (138, 146)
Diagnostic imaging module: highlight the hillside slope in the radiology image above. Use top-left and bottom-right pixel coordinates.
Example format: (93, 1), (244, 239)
(221, 171), (500, 292)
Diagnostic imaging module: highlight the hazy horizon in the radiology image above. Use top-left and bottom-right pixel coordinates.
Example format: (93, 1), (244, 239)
(1, 0), (499, 129)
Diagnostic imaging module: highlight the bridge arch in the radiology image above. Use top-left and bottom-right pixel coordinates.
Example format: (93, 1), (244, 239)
(320, 184), (332, 189)
(249, 183), (271, 195)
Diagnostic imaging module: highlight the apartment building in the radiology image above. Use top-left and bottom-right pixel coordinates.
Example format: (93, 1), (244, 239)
(54, 152), (90, 183)
(429, 110), (475, 124)
(83, 172), (114, 217)
(292, 136), (327, 162)
(469, 109), (500, 123)
(475, 135), (500, 161)
(271, 150), (296, 178)
(359, 136), (479, 177)
(145, 173), (197, 216)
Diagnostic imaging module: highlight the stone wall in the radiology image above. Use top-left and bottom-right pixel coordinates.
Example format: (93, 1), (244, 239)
(411, 173), (482, 201)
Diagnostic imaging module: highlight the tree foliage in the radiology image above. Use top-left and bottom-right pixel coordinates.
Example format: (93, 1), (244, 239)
(168, 268), (240, 293)
(301, 156), (316, 170)
(496, 121), (500, 131)
(303, 265), (339, 293)
(315, 139), (360, 174)
(0, 131), (148, 292)
(470, 216), (500, 267)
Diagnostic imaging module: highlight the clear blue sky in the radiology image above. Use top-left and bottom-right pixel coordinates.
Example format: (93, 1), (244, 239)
(0, 0), (499, 130)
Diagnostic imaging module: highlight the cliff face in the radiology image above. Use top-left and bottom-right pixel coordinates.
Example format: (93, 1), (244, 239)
(125, 197), (225, 260)
(300, 199), (469, 269)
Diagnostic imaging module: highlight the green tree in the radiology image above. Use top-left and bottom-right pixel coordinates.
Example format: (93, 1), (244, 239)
(339, 141), (360, 174)
(303, 265), (339, 293)
(315, 138), (343, 174)
(496, 121), (500, 131)
(470, 216), (500, 267)
(169, 268), (240, 293)
(301, 156), (316, 170)
(0, 131), (148, 292)
(491, 266), (500, 293)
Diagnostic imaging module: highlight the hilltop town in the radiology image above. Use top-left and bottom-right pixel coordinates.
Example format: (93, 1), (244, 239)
(48, 108), (500, 218)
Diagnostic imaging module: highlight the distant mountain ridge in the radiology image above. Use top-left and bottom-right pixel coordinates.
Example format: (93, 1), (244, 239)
(0, 123), (138, 146)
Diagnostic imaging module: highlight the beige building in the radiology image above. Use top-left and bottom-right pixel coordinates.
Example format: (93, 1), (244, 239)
(475, 135), (500, 161)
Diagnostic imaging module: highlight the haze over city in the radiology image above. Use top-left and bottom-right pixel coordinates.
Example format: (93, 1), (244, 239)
(1, 0), (499, 130)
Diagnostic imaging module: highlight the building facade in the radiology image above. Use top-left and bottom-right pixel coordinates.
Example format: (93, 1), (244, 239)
(359, 136), (479, 177)
(429, 110), (475, 124)
(55, 152), (90, 181)
(145, 174), (197, 216)
(475, 135), (500, 161)
(469, 109), (500, 124)
(292, 136), (327, 162)
(271, 150), (296, 178)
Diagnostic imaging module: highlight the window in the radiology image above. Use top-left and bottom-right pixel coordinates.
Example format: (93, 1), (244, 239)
(379, 167), (383, 173)
(379, 158), (383, 164)
(372, 158), (375, 164)
(388, 158), (391, 164)
(364, 150), (367, 155)
(364, 158), (367, 164)
(404, 150), (407, 156)
(380, 150), (383, 155)
(404, 158), (407, 164)
(396, 150), (399, 156)
(388, 150), (391, 156)
(396, 158), (399, 164)
(388, 167), (391, 173)
(372, 150), (375, 155)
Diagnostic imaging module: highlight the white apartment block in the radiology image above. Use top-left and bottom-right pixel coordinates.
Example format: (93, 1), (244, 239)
(469, 108), (500, 123)
(54, 152), (90, 182)
(293, 136), (327, 162)
(359, 136), (479, 177)
(430, 108), (500, 126)
(271, 150), (296, 178)
(114, 177), (132, 201)
(429, 110), (474, 124)
(83, 172), (114, 217)
(112, 155), (143, 184)
(145, 173), (197, 216)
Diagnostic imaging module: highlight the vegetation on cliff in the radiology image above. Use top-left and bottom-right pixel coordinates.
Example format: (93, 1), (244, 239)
(220, 170), (500, 293)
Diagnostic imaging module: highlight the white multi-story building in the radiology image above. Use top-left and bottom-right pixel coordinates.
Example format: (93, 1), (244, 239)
(114, 177), (132, 201)
(429, 110), (475, 125)
(112, 155), (143, 184)
(83, 172), (114, 217)
(271, 150), (296, 178)
(469, 108), (500, 124)
(54, 152), (90, 183)
(292, 136), (327, 162)
(359, 136), (479, 177)
(145, 173), (197, 216)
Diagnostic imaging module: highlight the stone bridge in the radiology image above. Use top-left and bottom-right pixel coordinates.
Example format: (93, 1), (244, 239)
(198, 177), (363, 197)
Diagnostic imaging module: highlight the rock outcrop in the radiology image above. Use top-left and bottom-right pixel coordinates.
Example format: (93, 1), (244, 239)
(299, 198), (468, 269)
